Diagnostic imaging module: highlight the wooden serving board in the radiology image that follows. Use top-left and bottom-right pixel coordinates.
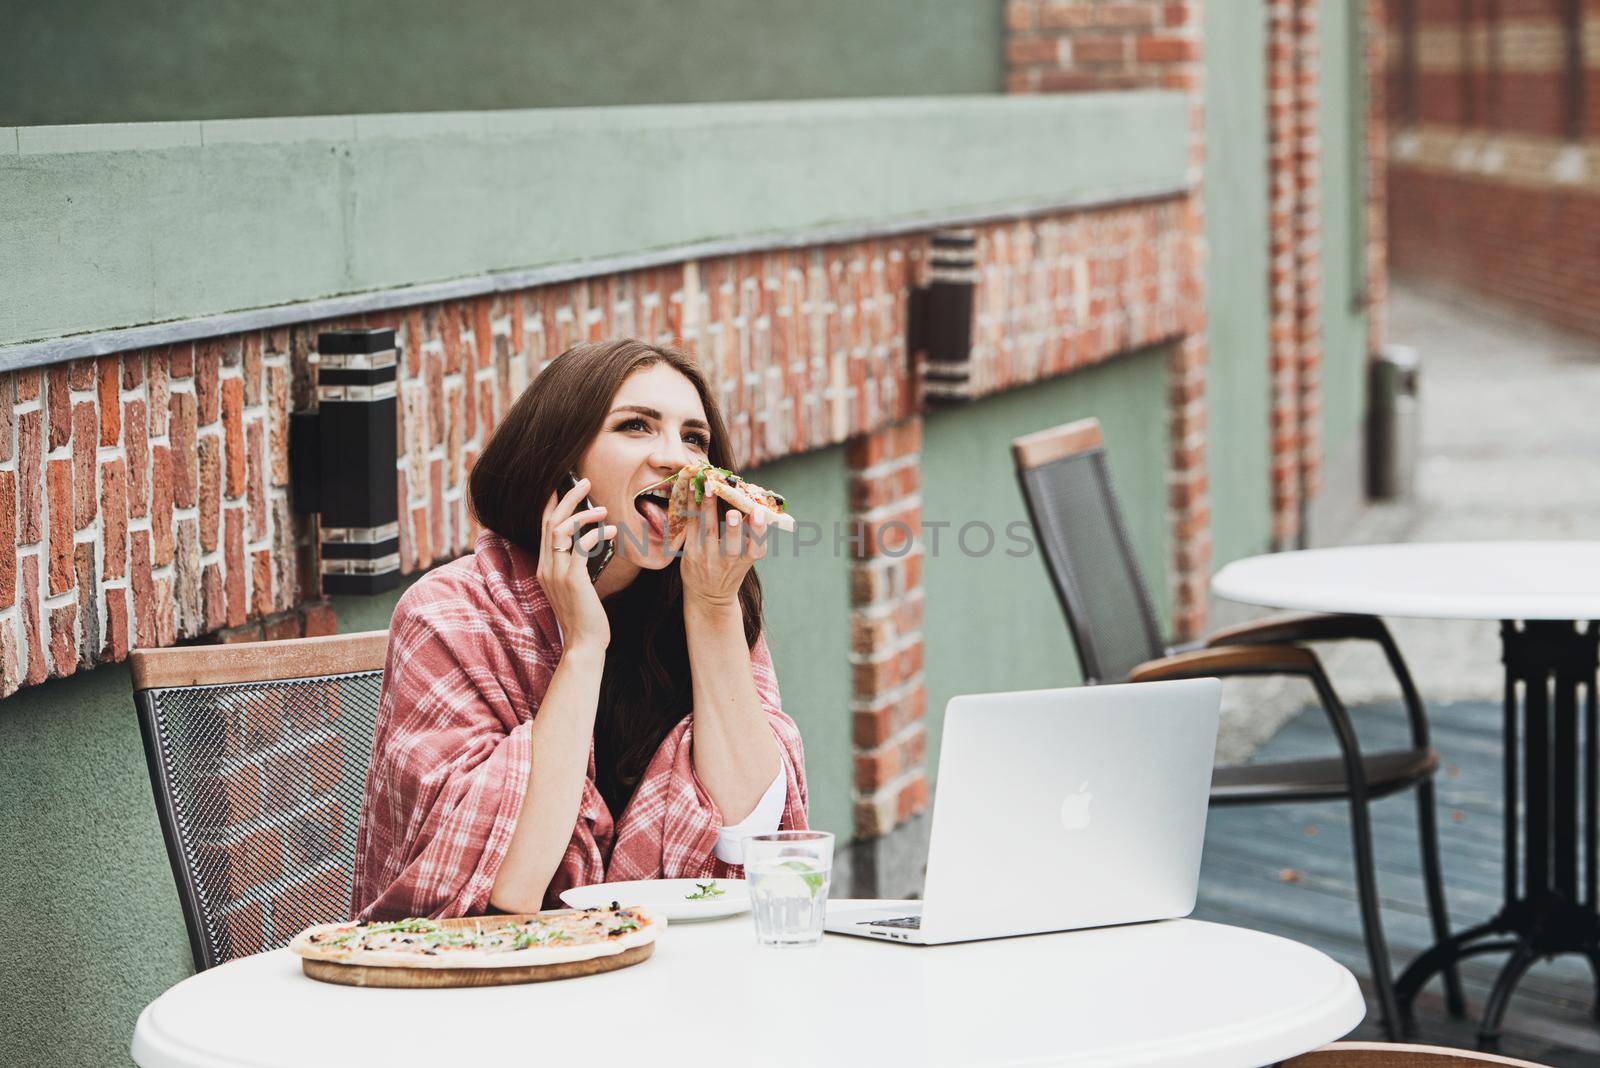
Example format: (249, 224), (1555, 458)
(292, 910), (659, 989)
(300, 941), (653, 988)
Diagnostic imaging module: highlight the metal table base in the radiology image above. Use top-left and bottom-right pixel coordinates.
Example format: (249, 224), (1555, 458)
(1396, 620), (1600, 1049)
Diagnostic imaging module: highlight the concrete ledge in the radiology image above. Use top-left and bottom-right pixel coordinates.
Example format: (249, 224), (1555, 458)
(0, 92), (1191, 362)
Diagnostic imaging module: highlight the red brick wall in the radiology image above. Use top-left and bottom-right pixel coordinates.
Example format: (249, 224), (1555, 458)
(966, 202), (1197, 396)
(1268, 0), (1327, 549)
(390, 242), (921, 570)
(0, 341), (327, 694)
(847, 417), (928, 835)
(0, 241), (924, 690)
(1004, 0), (1212, 639)
(1005, 0), (1203, 94)
(1386, 0), (1600, 337)
(1366, 0), (1392, 360)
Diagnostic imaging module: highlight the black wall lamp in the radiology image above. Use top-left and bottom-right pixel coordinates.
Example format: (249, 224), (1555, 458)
(290, 329), (401, 595)
(910, 229), (978, 404)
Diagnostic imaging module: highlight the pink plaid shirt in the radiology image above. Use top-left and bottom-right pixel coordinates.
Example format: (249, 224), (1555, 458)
(351, 531), (809, 921)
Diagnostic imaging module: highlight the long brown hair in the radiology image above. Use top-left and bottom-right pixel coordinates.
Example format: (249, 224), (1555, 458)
(470, 339), (765, 819)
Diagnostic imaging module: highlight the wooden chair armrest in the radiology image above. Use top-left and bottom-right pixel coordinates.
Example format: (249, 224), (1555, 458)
(1132, 641), (1381, 805)
(1206, 610), (1433, 750)
(1129, 642), (1319, 682)
(130, 629), (390, 690)
(1282, 1040), (1551, 1067)
(1206, 611), (1388, 648)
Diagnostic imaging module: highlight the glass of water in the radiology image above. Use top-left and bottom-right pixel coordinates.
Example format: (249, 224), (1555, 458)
(743, 830), (834, 947)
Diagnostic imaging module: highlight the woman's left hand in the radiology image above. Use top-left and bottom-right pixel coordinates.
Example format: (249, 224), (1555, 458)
(678, 486), (767, 610)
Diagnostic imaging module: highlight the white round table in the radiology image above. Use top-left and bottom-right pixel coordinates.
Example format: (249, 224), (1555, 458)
(1212, 541), (1600, 621)
(1214, 541), (1600, 1048)
(132, 906), (1363, 1068)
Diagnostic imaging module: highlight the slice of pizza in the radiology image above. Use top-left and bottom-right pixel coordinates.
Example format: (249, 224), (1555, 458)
(290, 906), (661, 971)
(659, 461), (796, 545)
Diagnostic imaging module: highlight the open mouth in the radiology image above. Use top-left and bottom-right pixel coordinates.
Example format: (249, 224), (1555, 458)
(633, 478), (675, 542)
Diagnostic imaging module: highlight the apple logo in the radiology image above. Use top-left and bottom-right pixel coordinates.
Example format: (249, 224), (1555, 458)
(1060, 781), (1093, 830)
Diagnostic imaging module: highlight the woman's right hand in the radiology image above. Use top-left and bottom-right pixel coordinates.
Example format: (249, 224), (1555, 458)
(538, 477), (615, 654)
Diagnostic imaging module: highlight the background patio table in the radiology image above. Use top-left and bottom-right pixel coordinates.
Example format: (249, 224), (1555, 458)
(1213, 541), (1600, 1044)
(132, 902), (1362, 1067)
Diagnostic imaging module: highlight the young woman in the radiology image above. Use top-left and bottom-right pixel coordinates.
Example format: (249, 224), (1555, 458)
(352, 339), (808, 920)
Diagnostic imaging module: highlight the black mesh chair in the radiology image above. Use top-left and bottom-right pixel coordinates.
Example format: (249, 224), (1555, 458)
(131, 630), (389, 971)
(1011, 418), (1461, 1040)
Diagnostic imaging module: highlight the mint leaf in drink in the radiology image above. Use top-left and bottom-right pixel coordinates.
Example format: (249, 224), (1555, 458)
(780, 860), (825, 898)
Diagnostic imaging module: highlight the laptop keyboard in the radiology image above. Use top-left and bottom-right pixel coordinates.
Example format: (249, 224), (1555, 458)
(863, 915), (922, 930)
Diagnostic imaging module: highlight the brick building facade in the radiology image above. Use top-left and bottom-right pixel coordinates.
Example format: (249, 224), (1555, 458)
(1386, 0), (1600, 336)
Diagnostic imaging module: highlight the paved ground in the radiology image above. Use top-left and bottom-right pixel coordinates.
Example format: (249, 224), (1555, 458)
(1214, 282), (1600, 763)
(1197, 696), (1599, 1066)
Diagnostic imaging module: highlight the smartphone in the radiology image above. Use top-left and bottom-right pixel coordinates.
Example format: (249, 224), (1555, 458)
(558, 471), (614, 582)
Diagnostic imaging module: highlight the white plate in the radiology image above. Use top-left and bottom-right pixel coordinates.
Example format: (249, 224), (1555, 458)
(560, 878), (750, 922)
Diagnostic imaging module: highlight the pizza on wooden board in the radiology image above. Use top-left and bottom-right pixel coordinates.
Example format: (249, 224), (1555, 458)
(290, 906), (661, 970)
(642, 461), (795, 547)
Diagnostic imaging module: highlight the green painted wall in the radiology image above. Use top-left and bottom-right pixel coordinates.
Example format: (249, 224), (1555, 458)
(920, 348), (1173, 775)
(0, 455), (853, 1066)
(0, 661), (191, 1068)
(4, 1), (1005, 127)
(748, 445), (854, 843)
(1202, 0), (1273, 567)
(1318, 0), (1372, 465)
(1, 92), (1190, 353)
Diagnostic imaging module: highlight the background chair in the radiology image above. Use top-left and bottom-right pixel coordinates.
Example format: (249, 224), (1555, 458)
(1011, 417), (1462, 1039)
(1281, 1041), (1551, 1066)
(131, 630), (389, 971)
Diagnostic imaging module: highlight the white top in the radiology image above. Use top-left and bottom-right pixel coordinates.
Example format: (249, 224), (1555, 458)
(131, 909), (1362, 1068)
(1213, 541), (1600, 621)
(712, 767), (786, 864)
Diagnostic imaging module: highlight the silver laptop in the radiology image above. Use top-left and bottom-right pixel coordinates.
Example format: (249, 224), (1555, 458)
(825, 678), (1221, 945)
